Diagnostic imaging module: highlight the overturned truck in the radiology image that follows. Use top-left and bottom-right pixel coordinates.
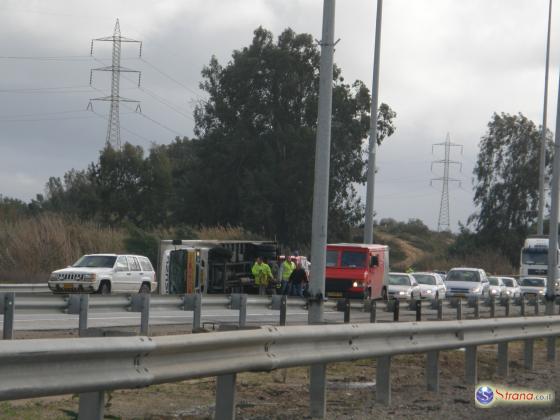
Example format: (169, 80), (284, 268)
(157, 240), (278, 295)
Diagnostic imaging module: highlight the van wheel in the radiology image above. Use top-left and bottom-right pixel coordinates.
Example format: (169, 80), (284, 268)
(139, 283), (151, 294)
(382, 288), (388, 301)
(98, 281), (111, 295)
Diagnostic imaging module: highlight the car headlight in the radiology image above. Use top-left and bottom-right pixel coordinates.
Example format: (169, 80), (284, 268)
(49, 273), (58, 281)
(505, 290), (511, 295)
(83, 273), (96, 282)
(398, 291), (407, 295)
(539, 289), (545, 295)
(490, 289), (497, 294)
(352, 281), (358, 288)
(425, 289), (432, 293)
(470, 286), (481, 293)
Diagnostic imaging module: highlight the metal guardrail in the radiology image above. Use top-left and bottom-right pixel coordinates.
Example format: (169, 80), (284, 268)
(0, 292), (557, 340)
(0, 283), (49, 293)
(0, 316), (559, 419)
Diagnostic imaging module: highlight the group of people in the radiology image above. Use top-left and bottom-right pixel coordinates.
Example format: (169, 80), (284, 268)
(251, 254), (308, 296)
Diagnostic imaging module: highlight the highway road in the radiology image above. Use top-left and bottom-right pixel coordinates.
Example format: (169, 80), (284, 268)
(0, 299), (529, 332)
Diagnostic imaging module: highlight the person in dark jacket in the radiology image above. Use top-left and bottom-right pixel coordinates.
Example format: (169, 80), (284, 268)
(288, 262), (307, 297)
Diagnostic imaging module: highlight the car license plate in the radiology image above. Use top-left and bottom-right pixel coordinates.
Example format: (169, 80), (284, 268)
(63, 283), (74, 289)
(526, 293), (536, 298)
(455, 293), (466, 297)
(327, 292), (342, 298)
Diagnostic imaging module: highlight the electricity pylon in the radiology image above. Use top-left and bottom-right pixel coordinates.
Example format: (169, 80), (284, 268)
(88, 19), (142, 149)
(431, 133), (463, 231)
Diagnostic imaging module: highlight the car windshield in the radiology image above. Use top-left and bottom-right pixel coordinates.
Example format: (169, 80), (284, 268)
(488, 277), (499, 286)
(502, 278), (515, 287)
(341, 251), (366, 268)
(389, 274), (411, 286)
(72, 255), (117, 268)
(522, 248), (548, 265)
(413, 274), (435, 285)
(326, 250), (338, 267)
(447, 270), (480, 282)
(520, 278), (545, 287)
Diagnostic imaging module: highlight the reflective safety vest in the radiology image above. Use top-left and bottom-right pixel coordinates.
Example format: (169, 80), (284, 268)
(252, 262), (272, 286)
(282, 260), (296, 281)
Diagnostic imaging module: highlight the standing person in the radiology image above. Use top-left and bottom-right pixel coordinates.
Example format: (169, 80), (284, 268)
(289, 262), (308, 297)
(279, 255), (296, 295)
(252, 257), (274, 295)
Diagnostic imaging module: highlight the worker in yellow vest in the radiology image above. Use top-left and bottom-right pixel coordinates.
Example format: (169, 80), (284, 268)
(252, 257), (273, 295)
(279, 256), (296, 295)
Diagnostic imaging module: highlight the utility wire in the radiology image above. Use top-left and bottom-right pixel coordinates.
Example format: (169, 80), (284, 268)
(90, 109), (153, 144)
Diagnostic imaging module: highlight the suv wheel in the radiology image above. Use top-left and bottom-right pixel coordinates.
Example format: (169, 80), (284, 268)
(98, 281), (111, 295)
(139, 283), (151, 294)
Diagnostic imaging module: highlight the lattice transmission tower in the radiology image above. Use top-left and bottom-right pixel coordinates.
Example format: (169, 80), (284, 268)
(431, 133), (463, 231)
(88, 19), (142, 149)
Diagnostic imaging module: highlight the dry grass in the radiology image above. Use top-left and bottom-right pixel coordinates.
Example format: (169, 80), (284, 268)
(0, 213), (125, 281)
(194, 225), (264, 241)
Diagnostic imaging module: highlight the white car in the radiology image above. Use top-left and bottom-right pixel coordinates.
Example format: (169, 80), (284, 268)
(445, 267), (490, 299)
(48, 254), (157, 295)
(500, 277), (521, 299)
(519, 276), (546, 299)
(412, 272), (446, 299)
(383, 272), (421, 300)
(488, 276), (507, 299)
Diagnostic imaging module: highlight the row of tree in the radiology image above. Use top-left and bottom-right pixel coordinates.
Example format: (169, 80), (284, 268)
(4, 27), (553, 268)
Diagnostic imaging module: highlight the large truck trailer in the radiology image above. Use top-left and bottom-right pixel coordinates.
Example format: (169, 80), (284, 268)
(157, 239), (278, 295)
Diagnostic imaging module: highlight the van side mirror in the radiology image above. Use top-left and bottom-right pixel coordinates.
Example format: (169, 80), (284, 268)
(370, 256), (379, 267)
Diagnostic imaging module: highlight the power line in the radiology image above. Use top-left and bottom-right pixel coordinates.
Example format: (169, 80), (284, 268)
(140, 57), (206, 101)
(0, 55), (92, 61)
(90, 110), (153, 144)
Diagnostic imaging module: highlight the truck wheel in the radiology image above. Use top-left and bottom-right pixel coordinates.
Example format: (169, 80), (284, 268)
(139, 283), (151, 294)
(98, 281), (111, 295)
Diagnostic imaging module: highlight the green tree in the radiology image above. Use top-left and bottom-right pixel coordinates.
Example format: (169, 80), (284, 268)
(189, 27), (396, 245)
(470, 112), (553, 264)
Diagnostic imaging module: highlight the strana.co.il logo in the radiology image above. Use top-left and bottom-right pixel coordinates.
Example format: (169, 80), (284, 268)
(476, 385), (494, 406)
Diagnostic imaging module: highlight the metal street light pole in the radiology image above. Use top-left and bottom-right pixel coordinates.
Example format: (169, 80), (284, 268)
(364, 0), (383, 244)
(538, 0), (553, 235)
(308, 0), (336, 417)
(547, 68), (560, 315)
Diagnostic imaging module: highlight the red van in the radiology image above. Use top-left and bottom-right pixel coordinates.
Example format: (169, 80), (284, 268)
(325, 243), (389, 299)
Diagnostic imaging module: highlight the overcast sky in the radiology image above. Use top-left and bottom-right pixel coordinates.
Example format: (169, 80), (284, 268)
(0, 0), (557, 231)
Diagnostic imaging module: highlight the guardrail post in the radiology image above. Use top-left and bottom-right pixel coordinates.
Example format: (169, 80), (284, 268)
(456, 299), (463, 320)
(416, 300), (422, 322)
(215, 373), (237, 420)
(505, 298), (510, 317)
(131, 293), (150, 336)
(473, 297), (480, 319)
(465, 346), (477, 384)
(183, 293), (202, 331)
(376, 355), (391, 405)
(310, 363), (327, 418)
(78, 391), (105, 420)
(497, 342), (509, 376)
(393, 300), (400, 322)
(370, 301), (376, 323)
(547, 336), (556, 362)
(426, 350), (439, 392)
(343, 298), (350, 324)
(535, 298), (540, 316)
(238, 294), (247, 328)
(520, 296), (526, 316)
(1, 292), (15, 340)
(79, 294), (89, 337)
(524, 339), (534, 369)
(490, 297), (496, 318)
(280, 294), (287, 326)
(437, 299), (443, 321)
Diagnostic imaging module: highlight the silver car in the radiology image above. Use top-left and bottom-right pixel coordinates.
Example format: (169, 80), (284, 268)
(412, 272), (446, 299)
(488, 276), (506, 299)
(500, 277), (521, 299)
(383, 272), (421, 300)
(445, 267), (490, 299)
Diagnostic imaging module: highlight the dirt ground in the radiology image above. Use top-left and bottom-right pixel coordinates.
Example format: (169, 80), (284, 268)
(2, 327), (560, 419)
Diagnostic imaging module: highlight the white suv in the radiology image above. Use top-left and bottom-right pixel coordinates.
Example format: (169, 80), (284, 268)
(48, 254), (157, 295)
